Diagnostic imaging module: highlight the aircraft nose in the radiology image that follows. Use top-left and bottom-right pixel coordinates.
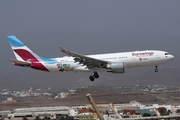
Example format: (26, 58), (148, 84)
(169, 55), (174, 59)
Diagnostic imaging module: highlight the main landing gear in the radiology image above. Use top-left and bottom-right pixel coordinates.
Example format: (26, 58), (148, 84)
(89, 72), (99, 81)
(155, 66), (158, 72)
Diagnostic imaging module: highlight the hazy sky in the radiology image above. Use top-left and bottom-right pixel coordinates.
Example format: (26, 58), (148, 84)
(0, 1), (180, 90)
(1, 1), (180, 36)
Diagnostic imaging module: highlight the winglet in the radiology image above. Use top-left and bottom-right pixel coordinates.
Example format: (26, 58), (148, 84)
(59, 46), (66, 53)
(59, 46), (76, 57)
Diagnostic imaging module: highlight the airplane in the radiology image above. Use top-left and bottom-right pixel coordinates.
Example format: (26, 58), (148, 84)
(7, 36), (174, 81)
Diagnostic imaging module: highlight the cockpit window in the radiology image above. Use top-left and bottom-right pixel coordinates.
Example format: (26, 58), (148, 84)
(165, 53), (170, 55)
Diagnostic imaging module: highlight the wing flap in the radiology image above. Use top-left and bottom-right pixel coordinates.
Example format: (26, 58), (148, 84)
(60, 47), (108, 69)
(9, 59), (31, 66)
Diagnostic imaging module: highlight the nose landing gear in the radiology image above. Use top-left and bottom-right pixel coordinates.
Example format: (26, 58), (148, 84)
(155, 66), (158, 72)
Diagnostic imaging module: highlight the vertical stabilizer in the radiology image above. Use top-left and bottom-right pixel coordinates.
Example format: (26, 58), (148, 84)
(7, 36), (36, 61)
(7, 36), (56, 71)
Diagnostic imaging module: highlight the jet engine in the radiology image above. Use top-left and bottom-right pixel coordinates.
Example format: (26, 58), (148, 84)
(107, 62), (125, 73)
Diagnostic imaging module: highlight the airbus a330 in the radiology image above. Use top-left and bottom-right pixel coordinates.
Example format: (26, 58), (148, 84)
(7, 36), (174, 81)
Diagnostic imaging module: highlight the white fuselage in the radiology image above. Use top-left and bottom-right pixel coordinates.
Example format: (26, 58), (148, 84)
(45, 50), (174, 72)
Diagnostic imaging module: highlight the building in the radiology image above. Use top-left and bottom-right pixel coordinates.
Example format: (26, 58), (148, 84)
(1, 98), (17, 104)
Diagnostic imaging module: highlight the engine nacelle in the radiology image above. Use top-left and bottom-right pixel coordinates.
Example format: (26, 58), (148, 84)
(107, 62), (125, 73)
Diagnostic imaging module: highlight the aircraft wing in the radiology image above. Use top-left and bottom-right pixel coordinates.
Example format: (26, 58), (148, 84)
(60, 47), (108, 69)
(9, 59), (31, 66)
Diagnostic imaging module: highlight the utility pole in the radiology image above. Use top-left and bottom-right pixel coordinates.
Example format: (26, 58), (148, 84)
(86, 93), (104, 120)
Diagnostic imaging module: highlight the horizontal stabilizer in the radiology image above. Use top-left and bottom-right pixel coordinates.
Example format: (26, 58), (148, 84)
(9, 59), (31, 66)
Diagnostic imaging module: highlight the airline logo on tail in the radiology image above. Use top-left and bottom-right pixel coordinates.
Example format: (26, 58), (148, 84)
(7, 36), (58, 71)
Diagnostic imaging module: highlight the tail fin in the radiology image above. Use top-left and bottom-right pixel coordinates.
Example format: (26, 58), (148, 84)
(7, 36), (37, 62)
(7, 36), (53, 71)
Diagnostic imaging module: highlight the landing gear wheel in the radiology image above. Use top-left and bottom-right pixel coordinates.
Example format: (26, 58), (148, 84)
(89, 76), (94, 81)
(94, 72), (99, 78)
(155, 69), (158, 72)
(89, 72), (99, 81)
